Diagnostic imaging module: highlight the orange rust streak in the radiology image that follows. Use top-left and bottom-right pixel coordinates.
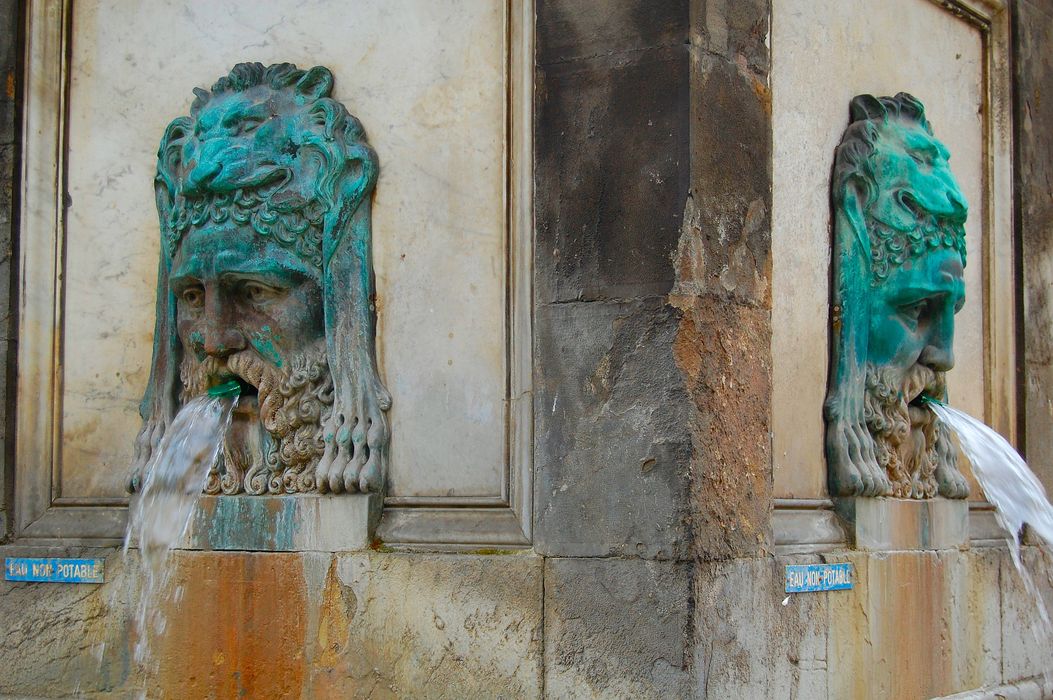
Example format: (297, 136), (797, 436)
(151, 552), (308, 697)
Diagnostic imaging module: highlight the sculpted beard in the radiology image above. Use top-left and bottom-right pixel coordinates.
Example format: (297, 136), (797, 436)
(180, 342), (334, 494)
(863, 362), (955, 499)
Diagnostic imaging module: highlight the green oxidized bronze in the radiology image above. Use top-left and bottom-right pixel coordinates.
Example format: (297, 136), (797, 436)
(129, 62), (390, 496)
(825, 93), (970, 500)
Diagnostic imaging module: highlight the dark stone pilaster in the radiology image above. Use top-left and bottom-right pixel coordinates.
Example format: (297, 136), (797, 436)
(1015, 0), (1053, 493)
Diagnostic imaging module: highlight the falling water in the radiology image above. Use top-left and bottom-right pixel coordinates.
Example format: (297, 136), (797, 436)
(123, 382), (239, 666)
(927, 399), (1053, 647)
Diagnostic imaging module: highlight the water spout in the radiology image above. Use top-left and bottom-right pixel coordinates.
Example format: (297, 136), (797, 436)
(926, 398), (1053, 655)
(123, 387), (239, 666)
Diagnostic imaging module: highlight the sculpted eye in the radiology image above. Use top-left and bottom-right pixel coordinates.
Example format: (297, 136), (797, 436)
(242, 282), (279, 304)
(899, 300), (928, 324)
(181, 287), (205, 309)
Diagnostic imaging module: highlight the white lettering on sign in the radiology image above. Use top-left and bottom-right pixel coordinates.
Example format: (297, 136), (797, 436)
(4, 557), (104, 584)
(784, 563), (853, 593)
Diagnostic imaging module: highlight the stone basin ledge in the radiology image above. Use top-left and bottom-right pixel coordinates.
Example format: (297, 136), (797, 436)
(834, 497), (970, 551)
(171, 494), (383, 552)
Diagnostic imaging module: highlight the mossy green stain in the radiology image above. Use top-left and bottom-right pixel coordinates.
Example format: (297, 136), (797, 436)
(188, 330), (207, 361)
(204, 497), (297, 551)
(250, 325), (283, 368)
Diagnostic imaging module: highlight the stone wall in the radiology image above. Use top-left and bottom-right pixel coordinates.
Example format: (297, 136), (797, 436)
(0, 0), (17, 543)
(1017, 0), (1053, 494)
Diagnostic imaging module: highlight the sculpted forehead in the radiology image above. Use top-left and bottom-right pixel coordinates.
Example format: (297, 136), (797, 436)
(171, 225), (320, 284)
(875, 117), (950, 159)
(191, 87), (307, 146)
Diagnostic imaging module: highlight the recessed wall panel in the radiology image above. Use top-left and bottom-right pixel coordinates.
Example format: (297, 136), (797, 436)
(59, 0), (510, 501)
(771, 0), (988, 499)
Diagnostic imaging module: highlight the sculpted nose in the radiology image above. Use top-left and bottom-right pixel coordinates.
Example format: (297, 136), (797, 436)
(919, 332), (955, 373)
(200, 318), (246, 359)
(947, 188), (968, 222)
(204, 329), (245, 358)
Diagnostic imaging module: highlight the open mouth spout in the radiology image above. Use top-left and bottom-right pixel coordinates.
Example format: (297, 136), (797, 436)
(903, 365), (941, 426)
(207, 372), (260, 413)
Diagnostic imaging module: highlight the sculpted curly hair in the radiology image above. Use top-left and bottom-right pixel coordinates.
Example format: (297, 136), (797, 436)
(154, 62), (378, 269)
(831, 92), (966, 282)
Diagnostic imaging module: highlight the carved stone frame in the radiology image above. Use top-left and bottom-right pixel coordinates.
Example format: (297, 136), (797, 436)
(13, 0), (534, 549)
(773, 0), (1015, 553)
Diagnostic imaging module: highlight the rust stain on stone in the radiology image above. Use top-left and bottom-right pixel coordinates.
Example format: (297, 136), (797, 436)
(317, 557), (354, 669)
(5, 72), (13, 100)
(670, 297), (773, 560)
(150, 552), (308, 698)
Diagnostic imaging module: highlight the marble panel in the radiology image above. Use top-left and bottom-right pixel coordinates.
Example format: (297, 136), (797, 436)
(59, 0), (511, 500)
(771, 0), (988, 498)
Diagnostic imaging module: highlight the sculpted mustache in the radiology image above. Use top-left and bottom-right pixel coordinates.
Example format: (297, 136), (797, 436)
(903, 364), (945, 404)
(189, 350), (270, 389)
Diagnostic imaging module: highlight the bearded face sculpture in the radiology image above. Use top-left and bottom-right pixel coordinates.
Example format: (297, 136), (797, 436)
(129, 62), (390, 496)
(825, 92), (970, 500)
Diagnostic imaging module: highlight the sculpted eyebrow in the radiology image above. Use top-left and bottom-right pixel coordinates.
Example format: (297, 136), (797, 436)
(218, 269), (307, 287)
(890, 283), (964, 302)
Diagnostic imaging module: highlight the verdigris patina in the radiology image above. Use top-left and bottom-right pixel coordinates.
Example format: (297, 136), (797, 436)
(129, 62), (390, 495)
(825, 92), (970, 500)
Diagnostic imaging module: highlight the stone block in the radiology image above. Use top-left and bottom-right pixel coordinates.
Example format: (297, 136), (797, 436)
(0, 547), (139, 698)
(682, 53), (771, 307)
(544, 557), (690, 698)
(688, 0), (770, 73)
(828, 549), (1002, 698)
(304, 552), (544, 698)
(834, 497), (969, 551)
(672, 298), (772, 560)
(535, 42), (689, 304)
(533, 298), (692, 559)
(0, 548), (544, 698)
(1000, 546), (1053, 683)
(537, 0), (687, 66)
(1016, 0), (1053, 496)
(693, 556), (830, 698)
(177, 494), (382, 552)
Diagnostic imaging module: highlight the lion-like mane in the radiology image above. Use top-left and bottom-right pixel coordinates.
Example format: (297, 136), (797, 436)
(154, 62), (378, 269)
(831, 92), (967, 282)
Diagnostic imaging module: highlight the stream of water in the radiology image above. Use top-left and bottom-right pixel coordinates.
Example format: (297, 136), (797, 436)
(928, 400), (1053, 645)
(123, 388), (238, 665)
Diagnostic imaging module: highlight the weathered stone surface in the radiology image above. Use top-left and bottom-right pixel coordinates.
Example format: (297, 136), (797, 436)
(694, 549), (1008, 698)
(693, 556), (829, 698)
(1016, 0), (1053, 495)
(835, 497), (969, 551)
(537, 0), (687, 66)
(828, 549), (1002, 698)
(544, 557), (690, 698)
(1000, 546), (1053, 684)
(304, 552), (543, 699)
(534, 299), (691, 559)
(535, 2), (689, 304)
(673, 0), (773, 562)
(0, 548), (138, 698)
(683, 57), (771, 307)
(689, 0), (770, 74)
(0, 0), (16, 544)
(180, 494), (382, 552)
(0, 548), (543, 698)
(154, 551), (543, 699)
(672, 297), (772, 560)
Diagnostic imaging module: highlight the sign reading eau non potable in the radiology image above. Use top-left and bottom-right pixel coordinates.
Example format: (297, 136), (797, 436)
(4, 557), (104, 584)
(785, 563), (852, 593)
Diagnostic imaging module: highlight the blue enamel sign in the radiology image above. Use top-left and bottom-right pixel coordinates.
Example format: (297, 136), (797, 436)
(785, 563), (852, 593)
(4, 557), (104, 584)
